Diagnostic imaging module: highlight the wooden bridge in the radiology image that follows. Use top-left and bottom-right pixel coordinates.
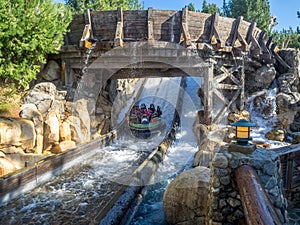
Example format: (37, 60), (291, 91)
(54, 8), (289, 125)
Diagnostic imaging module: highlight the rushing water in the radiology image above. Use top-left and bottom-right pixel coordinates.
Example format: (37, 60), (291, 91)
(0, 77), (191, 224)
(129, 76), (203, 224)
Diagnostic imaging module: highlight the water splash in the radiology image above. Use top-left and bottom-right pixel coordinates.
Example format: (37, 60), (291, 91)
(82, 42), (97, 75)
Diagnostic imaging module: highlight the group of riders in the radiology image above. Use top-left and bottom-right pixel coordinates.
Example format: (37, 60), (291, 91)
(130, 103), (162, 124)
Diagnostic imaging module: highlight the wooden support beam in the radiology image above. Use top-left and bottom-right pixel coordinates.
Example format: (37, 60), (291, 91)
(203, 61), (214, 125)
(209, 13), (223, 48)
(220, 66), (240, 85)
(273, 51), (291, 69)
(213, 89), (240, 124)
(237, 32), (249, 51)
(114, 7), (124, 48)
(227, 16), (243, 47)
(249, 34), (262, 56)
(239, 63), (245, 111)
(148, 7), (154, 40)
(181, 8), (192, 47)
(246, 22), (256, 44)
(266, 36), (273, 50)
(235, 165), (283, 225)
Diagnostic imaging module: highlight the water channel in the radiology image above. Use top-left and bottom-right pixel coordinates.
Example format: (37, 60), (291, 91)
(0, 76), (203, 224)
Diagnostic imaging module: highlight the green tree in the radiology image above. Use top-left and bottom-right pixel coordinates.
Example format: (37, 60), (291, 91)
(0, 0), (72, 88)
(272, 28), (300, 49)
(187, 2), (195, 12)
(228, 0), (271, 31)
(221, 0), (231, 17)
(65, 0), (143, 13)
(201, 0), (219, 14)
(271, 12), (300, 49)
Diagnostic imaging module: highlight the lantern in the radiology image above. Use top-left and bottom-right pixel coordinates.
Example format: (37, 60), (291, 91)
(231, 119), (255, 145)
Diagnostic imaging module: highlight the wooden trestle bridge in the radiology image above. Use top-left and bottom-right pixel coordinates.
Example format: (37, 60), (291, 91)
(53, 8), (289, 126)
(52, 9), (299, 224)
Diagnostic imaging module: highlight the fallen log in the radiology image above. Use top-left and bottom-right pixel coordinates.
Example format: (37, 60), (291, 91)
(235, 165), (283, 225)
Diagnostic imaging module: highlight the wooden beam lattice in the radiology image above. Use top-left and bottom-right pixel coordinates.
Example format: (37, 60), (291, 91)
(211, 65), (243, 124)
(181, 8), (192, 47)
(114, 7), (124, 48)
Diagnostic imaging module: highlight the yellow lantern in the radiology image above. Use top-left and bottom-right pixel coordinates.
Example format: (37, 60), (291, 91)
(231, 119), (255, 145)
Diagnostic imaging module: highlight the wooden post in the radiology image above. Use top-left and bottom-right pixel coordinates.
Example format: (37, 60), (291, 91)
(148, 7), (154, 40)
(114, 7), (124, 47)
(228, 16), (243, 47)
(246, 22), (256, 44)
(209, 13), (223, 48)
(235, 165), (283, 225)
(203, 60), (214, 125)
(181, 8), (191, 47)
(84, 9), (93, 38)
(239, 56), (245, 111)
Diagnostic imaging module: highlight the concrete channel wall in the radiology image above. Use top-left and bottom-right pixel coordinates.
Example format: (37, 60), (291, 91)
(0, 131), (116, 204)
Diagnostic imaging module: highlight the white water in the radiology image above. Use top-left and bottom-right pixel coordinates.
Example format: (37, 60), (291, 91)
(0, 76), (202, 224)
(129, 77), (203, 224)
(245, 88), (290, 149)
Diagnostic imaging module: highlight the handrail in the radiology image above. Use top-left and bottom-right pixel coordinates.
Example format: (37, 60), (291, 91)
(235, 165), (283, 225)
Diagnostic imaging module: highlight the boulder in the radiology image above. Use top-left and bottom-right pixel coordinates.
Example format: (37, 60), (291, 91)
(0, 156), (17, 177)
(43, 111), (60, 151)
(0, 118), (35, 149)
(67, 116), (86, 144)
(23, 82), (57, 114)
(246, 65), (276, 94)
(265, 127), (287, 142)
(40, 60), (61, 81)
(74, 99), (90, 142)
(163, 166), (211, 225)
(51, 141), (76, 154)
(59, 120), (72, 141)
(19, 104), (44, 154)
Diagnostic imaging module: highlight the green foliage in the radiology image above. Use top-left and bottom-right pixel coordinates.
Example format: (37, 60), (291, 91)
(187, 3), (195, 12)
(272, 28), (300, 49)
(201, 0), (219, 14)
(228, 0), (271, 31)
(221, 0), (231, 17)
(65, 0), (143, 13)
(271, 11), (300, 49)
(0, 0), (72, 88)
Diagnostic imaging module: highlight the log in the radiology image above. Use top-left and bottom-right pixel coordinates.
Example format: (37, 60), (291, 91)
(181, 8), (192, 47)
(148, 7), (154, 40)
(114, 7), (124, 47)
(235, 165), (283, 225)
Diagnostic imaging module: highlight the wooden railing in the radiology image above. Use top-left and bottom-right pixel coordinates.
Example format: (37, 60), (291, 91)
(275, 148), (300, 200)
(235, 165), (283, 225)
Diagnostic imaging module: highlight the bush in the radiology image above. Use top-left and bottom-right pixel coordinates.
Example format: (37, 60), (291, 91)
(0, 0), (72, 88)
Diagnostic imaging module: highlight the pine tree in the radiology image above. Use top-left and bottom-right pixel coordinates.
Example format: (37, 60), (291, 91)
(0, 0), (72, 87)
(187, 3), (195, 12)
(201, 0), (219, 14)
(228, 0), (271, 31)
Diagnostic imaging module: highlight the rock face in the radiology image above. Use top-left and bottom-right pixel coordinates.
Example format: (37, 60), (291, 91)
(0, 117), (35, 149)
(245, 65), (276, 94)
(0, 156), (17, 177)
(40, 60), (61, 81)
(163, 166), (210, 225)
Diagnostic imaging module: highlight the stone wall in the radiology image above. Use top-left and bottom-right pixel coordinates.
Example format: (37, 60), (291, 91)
(206, 147), (287, 224)
(0, 60), (141, 177)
